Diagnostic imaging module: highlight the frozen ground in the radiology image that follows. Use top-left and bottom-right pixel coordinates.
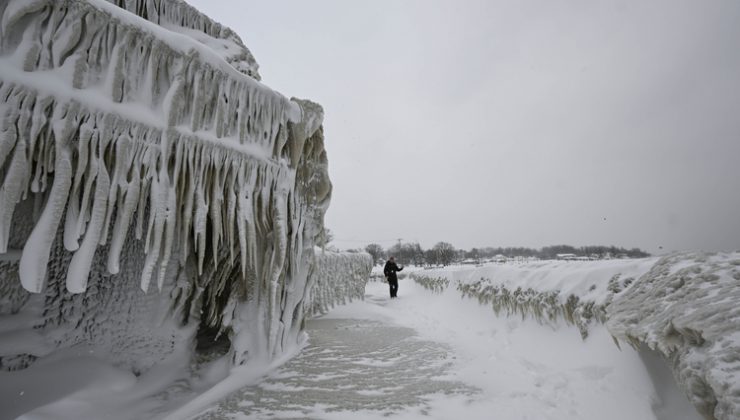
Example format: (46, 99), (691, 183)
(193, 278), (701, 420)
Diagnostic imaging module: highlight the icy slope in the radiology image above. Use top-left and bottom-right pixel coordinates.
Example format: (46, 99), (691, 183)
(413, 253), (740, 420)
(0, 0), (350, 383)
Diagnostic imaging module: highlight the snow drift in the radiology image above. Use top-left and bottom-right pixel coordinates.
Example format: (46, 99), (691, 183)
(0, 0), (367, 389)
(413, 253), (740, 420)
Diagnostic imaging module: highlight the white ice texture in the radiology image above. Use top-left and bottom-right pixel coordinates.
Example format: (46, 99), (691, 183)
(0, 0), (370, 375)
(414, 253), (740, 420)
(307, 248), (373, 317)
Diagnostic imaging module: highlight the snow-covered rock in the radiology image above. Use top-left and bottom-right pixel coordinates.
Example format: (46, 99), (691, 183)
(0, 0), (352, 378)
(412, 253), (740, 420)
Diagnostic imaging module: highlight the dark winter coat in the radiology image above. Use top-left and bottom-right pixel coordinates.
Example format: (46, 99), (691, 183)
(383, 261), (403, 281)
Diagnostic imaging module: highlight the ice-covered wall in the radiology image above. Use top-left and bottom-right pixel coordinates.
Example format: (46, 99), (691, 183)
(0, 0), (333, 372)
(412, 253), (740, 420)
(306, 249), (372, 317)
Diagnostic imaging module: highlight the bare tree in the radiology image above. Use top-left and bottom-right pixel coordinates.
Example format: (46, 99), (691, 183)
(432, 242), (457, 266)
(364, 243), (384, 265)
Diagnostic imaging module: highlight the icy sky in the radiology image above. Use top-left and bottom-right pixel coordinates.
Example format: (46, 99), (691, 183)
(188, 0), (740, 254)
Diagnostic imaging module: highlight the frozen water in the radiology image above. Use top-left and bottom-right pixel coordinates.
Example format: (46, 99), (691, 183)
(0, 0), (369, 389)
(198, 317), (477, 419)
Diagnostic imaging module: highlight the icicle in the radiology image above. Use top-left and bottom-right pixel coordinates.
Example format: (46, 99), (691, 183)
(107, 162), (140, 274)
(179, 143), (196, 266)
(236, 168), (249, 280)
(19, 105), (75, 293)
(63, 123), (92, 251)
(156, 169), (177, 291)
(225, 164), (238, 268)
(1, 0), (344, 378)
(66, 150), (110, 293)
(0, 111), (29, 253)
(209, 150), (224, 269)
(194, 166), (208, 274)
(99, 135), (130, 245)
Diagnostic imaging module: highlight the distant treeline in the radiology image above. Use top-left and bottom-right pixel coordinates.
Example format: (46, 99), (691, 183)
(358, 242), (651, 266)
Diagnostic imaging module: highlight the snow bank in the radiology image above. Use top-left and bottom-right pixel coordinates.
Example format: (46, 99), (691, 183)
(0, 0), (338, 386)
(415, 258), (657, 338)
(412, 253), (740, 420)
(607, 252), (740, 420)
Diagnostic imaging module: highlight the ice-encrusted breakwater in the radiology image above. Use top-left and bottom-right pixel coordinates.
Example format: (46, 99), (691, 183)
(0, 0), (366, 380)
(307, 249), (373, 317)
(412, 253), (740, 420)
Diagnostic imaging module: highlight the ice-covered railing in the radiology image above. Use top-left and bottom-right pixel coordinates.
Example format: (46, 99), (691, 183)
(0, 0), (332, 371)
(306, 249), (372, 317)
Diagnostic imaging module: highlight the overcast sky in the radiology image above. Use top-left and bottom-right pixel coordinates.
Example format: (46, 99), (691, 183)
(189, 0), (740, 254)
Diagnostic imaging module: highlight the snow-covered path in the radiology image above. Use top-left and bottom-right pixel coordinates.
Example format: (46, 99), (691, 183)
(197, 279), (701, 420)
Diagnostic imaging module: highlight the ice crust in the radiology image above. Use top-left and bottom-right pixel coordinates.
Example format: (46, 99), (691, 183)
(413, 253), (740, 420)
(0, 0), (364, 379)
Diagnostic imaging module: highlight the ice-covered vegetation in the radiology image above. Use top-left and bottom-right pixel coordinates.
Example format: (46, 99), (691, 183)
(412, 253), (740, 420)
(412, 275), (449, 294)
(0, 0), (366, 391)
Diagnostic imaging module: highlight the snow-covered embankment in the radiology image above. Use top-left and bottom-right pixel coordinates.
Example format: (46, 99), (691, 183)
(412, 253), (740, 420)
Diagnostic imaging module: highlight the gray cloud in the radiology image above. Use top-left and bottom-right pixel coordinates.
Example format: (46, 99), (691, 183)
(189, 0), (740, 253)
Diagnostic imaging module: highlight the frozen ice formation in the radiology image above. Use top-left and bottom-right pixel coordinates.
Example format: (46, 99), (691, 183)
(306, 249), (373, 317)
(413, 253), (740, 420)
(0, 0), (367, 375)
(101, 0), (262, 80)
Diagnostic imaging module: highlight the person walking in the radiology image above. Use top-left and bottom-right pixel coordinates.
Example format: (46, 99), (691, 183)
(383, 256), (404, 298)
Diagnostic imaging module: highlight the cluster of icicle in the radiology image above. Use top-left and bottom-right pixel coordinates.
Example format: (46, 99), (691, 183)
(607, 252), (740, 420)
(0, 0), (327, 299)
(102, 0), (261, 80)
(306, 249), (372, 317)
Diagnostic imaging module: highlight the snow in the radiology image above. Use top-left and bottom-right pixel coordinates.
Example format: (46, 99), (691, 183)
(201, 277), (703, 420)
(0, 1), (736, 419)
(407, 254), (740, 420)
(3, 254), (734, 419)
(327, 281), (662, 420)
(420, 257), (659, 305)
(607, 252), (740, 419)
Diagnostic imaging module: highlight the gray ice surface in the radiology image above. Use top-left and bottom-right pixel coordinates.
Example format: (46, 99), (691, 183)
(198, 313), (478, 419)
